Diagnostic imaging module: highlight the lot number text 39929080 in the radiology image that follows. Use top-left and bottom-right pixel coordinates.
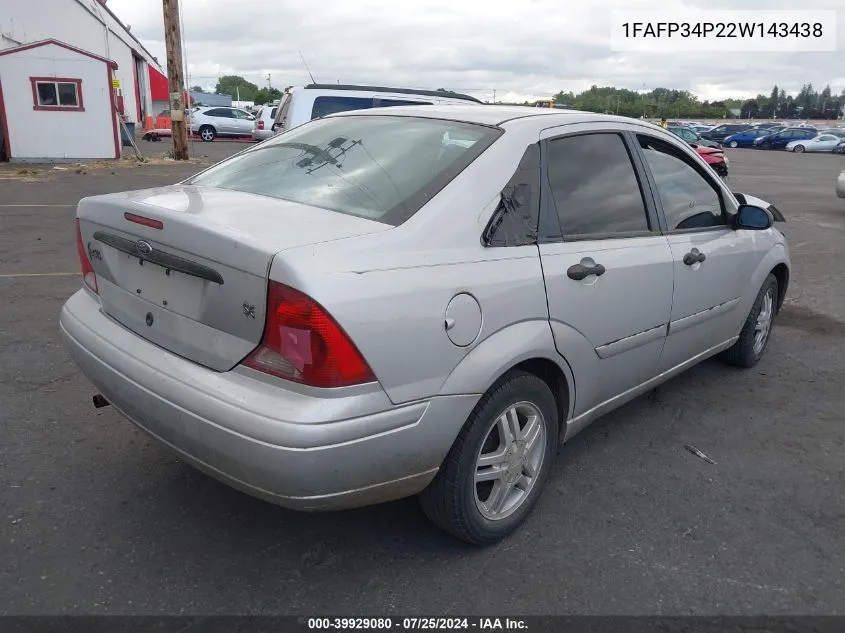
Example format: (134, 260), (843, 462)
(306, 617), (528, 630)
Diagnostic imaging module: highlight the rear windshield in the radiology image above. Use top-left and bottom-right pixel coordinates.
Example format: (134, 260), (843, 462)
(189, 115), (501, 225)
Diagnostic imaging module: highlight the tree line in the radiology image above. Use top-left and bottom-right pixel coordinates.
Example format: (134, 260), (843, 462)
(193, 75), (845, 119)
(546, 84), (845, 120)
(189, 76), (284, 105)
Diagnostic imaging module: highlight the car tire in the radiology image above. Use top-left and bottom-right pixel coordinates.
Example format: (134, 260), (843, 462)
(794, 145), (805, 153)
(418, 370), (559, 545)
(720, 274), (779, 368)
(729, 140), (738, 148)
(199, 125), (216, 142)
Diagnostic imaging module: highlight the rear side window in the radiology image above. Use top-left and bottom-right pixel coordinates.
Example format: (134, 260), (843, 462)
(189, 116), (501, 226)
(311, 96), (374, 119)
(206, 108), (232, 118)
(377, 99), (432, 108)
(269, 107), (278, 119)
(546, 133), (651, 238)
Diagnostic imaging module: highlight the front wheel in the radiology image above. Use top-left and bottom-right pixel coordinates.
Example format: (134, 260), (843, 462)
(793, 145), (805, 153)
(720, 274), (779, 368)
(199, 125), (216, 142)
(418, 370), (559, 545)
(760, 141), (772, 150)
(729, 140), (738, 148)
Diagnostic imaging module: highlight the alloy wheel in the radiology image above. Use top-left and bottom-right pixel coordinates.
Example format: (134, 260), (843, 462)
(473, 402), (546, 521)
(753, 288), (775, 356)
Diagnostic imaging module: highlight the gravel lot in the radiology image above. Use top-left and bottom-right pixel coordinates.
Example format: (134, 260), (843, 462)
(1, 143), (843, 615)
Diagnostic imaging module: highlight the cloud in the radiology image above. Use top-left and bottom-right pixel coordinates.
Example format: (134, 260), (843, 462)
(108, 0), (845, 101)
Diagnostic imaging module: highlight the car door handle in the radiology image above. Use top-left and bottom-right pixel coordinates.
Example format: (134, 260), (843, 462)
(683, 249), (706, 266)
(567, 262), (606, 281)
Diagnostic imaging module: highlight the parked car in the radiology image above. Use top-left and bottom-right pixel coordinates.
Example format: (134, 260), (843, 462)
(190, 106), (256, 141)
(668, 126), (721, 149)
(753, 127), (818, 150)
(693, 144), (729, 178)
(786, 133), (843, 153)
(817, 129), (845, 138)
(700, 123), (753, 142)
(687, 124), (713, 134)
(251, 104), (279, 141)
(271, 83), (482, 135)
(837, 168), (845, 198)
(723, 129), (774, 148)
(61, 107), (789, 544)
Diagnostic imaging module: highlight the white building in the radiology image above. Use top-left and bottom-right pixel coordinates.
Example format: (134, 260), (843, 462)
(0, 40), (119, 161)
(0, 0), (167, 161)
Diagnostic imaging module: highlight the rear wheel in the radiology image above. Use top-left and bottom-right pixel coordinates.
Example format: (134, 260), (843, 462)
(793, 144), (805, 153)
(720, 274), (779, 368)
(199, 125), (216, 142)
(419, 370), (558, 545)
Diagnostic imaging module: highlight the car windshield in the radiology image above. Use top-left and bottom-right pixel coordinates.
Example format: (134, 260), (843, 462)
(189, 115), (500, 226)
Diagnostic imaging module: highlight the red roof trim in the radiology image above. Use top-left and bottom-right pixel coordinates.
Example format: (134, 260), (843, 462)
(0, 39), (118, 70)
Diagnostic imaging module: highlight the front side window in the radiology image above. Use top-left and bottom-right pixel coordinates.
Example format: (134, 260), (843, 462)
(638, 135), (725, 231)
(31, 77), (83, 111)
(311, 96), (374, 120)
(546, 133), (650, 238)
(190, 115), (501, 226)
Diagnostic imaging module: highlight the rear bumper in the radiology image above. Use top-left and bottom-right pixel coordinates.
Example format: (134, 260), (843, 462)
(59, 289), (476, 510)
(251, 129), (273, 141)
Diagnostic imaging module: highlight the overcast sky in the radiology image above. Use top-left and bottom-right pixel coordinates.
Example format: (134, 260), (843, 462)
(109, 0), (844, 103)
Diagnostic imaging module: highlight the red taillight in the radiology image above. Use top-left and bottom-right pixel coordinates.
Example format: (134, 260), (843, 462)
(75, 219), (98, 294)
(257, 120), (265, 130)
(242, 281), (376, 388)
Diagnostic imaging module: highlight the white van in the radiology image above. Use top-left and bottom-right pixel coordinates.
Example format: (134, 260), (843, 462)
(271, 84), (483, 135)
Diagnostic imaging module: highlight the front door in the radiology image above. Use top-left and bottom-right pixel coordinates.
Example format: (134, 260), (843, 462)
(634, 133), (759, 373)
(537, 127), (674, 415)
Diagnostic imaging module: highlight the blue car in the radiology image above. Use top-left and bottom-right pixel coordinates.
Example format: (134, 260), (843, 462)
(753, 127), (818, 150)
(723, 129), (774, 148)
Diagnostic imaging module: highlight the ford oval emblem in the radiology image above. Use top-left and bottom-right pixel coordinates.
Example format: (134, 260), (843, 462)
(136, 240), (153, 256)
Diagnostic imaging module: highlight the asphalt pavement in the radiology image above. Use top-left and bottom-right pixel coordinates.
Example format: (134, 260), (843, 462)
(1, 143), (844, 615)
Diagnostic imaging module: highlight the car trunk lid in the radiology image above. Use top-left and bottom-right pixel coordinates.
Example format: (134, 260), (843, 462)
(77, 184), (389, 371)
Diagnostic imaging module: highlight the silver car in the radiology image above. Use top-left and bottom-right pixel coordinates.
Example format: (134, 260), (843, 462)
(190, 106), (256, 141)
(61, 106), (790, 544)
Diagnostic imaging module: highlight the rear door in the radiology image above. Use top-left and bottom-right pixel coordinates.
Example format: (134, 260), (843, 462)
(537, 124), (674, 410)
(633, 133), (759, 373)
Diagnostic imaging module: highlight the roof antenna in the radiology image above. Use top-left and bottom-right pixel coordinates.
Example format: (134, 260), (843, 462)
(298, 51), (317, 84)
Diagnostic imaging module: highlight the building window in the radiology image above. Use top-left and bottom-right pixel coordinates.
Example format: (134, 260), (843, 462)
(30, 77), (85, 112)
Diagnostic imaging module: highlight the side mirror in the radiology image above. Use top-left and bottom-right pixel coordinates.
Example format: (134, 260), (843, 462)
(735, 204), (772, 230)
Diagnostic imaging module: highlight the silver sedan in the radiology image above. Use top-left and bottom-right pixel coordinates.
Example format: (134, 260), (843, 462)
(786, 133), (843, 153)
(61, 106), (791, 544)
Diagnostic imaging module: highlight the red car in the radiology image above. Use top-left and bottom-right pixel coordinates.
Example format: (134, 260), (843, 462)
(694, 144), (728, 179)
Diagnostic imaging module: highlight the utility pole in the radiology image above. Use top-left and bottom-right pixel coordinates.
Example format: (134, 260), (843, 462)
(162, 0), (188, 160)
(267, 73), (272, 90)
